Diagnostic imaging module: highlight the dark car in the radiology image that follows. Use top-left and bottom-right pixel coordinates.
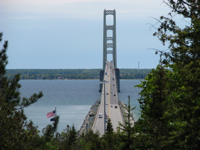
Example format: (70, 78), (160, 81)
(115, 106), (117, 108)
(114, 94), (116, 96)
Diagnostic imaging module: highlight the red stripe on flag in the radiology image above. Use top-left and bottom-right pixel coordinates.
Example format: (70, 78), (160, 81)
(46, 110), (56, 118)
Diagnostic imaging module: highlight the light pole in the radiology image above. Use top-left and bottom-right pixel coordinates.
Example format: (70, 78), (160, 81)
(100, 80), (109, 134)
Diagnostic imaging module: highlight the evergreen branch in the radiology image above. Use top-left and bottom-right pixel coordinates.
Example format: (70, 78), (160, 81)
(17, 92), (43, 110)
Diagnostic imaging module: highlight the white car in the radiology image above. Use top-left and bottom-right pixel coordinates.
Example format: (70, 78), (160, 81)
(99, 113), (103, 118)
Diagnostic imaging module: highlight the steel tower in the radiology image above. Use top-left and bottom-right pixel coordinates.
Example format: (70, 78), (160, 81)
(103, 9), (117, 69)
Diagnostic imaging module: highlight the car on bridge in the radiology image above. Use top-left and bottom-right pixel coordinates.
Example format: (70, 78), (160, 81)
(99, 113), (103, 118)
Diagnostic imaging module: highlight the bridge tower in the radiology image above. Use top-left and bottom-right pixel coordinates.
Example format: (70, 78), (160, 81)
(103, 9), (117, 69)
(100, 9), (120, 92)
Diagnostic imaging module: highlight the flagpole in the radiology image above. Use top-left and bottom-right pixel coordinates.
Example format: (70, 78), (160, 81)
(55, 107), (56, 116)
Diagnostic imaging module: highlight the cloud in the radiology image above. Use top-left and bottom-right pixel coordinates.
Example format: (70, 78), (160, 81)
(0, 0), (170, 20)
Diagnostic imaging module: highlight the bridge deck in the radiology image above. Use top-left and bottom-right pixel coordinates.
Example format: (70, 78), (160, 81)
(92, 61), (124, 137)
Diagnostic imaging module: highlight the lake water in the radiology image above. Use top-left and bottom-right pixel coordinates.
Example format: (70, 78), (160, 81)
(21, 80), (142, 133)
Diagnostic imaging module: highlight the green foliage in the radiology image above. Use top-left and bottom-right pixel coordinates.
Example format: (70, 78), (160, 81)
(120, 69), (152, 79)
(118, 96), (136, 150)
(5, 69), (151, 80)
(52, 126), (103, 150)
(155, 1), (200, 148)
(67, 124), (77, 149)
(2, 1), (200, 149)
(101, 118), (119, 150)
(135, 65), (171, 149)
(106, 118), (114, 134)
(135, 0), (200, 149)
(79, 130), (102, 150)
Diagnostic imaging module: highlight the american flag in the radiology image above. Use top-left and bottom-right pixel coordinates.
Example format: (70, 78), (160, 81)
(46, 110), (56, 118)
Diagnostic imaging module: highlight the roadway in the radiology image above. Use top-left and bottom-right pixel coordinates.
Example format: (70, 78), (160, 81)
(92, 61), (124, 137)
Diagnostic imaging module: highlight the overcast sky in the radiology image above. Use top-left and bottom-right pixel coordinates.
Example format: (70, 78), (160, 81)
(0, 0), (183, 69)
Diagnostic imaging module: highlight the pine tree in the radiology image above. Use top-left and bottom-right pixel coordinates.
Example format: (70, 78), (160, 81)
(135, 65), (171, 149)
(80, 130), (102, 150)
(102, 118), (115, 149)
(67, 124), (77, 149)
(0, 32), (59, 149)
(118, 96), (135, 150)
(139, 0), (200, 148)
(106, 118), (114, 134)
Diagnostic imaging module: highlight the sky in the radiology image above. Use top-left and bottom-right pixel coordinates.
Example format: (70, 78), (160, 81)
(0, 0), (185, 69)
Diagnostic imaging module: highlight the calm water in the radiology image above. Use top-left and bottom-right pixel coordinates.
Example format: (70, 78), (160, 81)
(21, 80), (142, 133)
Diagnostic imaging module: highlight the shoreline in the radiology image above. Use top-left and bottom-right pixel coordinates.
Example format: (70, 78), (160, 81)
(19, 79), (144, 81)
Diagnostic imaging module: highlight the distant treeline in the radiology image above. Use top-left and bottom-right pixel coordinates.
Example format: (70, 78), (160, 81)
(6, 69), (153, 80)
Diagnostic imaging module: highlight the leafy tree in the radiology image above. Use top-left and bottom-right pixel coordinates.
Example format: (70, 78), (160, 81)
(154, 0), (200, 149)
(135, 0), (200, 149)
(135, 65), (171, 149)
(0, 32), (59, 149)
